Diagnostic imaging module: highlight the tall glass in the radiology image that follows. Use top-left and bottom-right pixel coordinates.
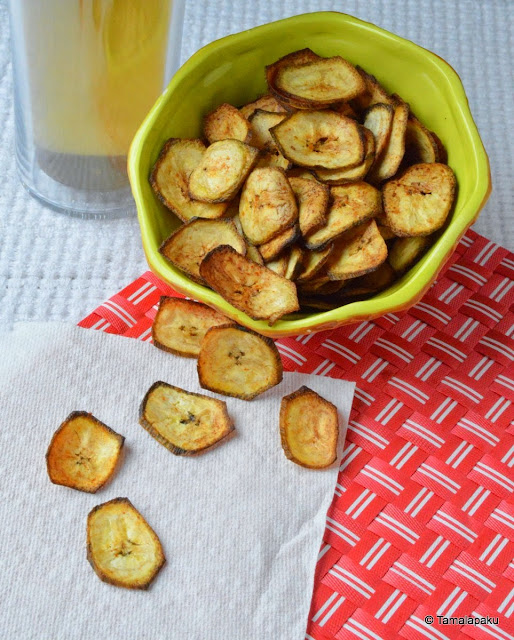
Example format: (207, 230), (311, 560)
(8, 0), (183, 218)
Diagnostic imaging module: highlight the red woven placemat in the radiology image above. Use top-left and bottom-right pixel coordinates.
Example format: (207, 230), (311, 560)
(79, 227), (514, 640)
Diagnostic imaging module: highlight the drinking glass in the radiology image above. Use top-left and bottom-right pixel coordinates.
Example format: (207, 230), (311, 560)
(8, 0), (184, 218)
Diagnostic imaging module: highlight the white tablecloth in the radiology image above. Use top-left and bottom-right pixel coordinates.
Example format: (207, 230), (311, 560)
(0, 0), (512, 328)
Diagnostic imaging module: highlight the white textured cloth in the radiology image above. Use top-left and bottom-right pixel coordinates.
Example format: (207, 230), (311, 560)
(0, 322), (355, 640)
(0, 0), (512, 328)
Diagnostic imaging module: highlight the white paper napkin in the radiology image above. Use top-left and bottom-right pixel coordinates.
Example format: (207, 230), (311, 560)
(0, 323), (355, 640)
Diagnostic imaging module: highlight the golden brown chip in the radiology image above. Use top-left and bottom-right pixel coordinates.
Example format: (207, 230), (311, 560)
(239, 167), (298, 245)
(150, 139), (229, 221)
(289, 176), (329, 237)
(198, 325), (283, 400)
(249, 109), (288, 149)
(296, 244), (334, 282)
(353, 66), (394, 110)
(363, 102), (394, 161)
(271, 110), (365, 170)
(152, 297), (234, 358)
(284, 245), (304, 280)
(265, 253), (289, 277)
(280, 386), (338, 469)
(268, 52), (366, 109)
(367, 96), (409, 184)
(331, 102), (359, 119)
(431, 131), (448, 164)
(286, 168), (318, 181)
(404, 114), (439, 165)
(383, 162), (456, 236)
(204, 103), (252, 144)
(87, 498), (165, 590)
(377, 224), (397, 241)
(46, 412), (124, 494)
(189, 139), (259, 203)
(305, 182), (382, 250)
(326, 219), (388, 280)
(388, 235), (433, 273)
(259, 225), (299, 262)
(239, 94), (288, 119)
(314, 127), (375, 185)
(199, 245), (299, 325)
(140, 381), (234, 455)
(298, 276), (346, 295)
(159, 218), (246, 283)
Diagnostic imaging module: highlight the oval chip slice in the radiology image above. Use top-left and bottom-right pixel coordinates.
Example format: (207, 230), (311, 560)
(259, 225), (299, 262)
(150, 139), (229, 221)
(367, 96), (409, 184)
(289, 176), (329, 237)
(404, 114), (439, 165)
(159, 218), (246, 283)
(204, 103), (252, 144)
(388, 236), (433, 273)
(87, 498), (165, 590)
(248, 109), (289, 149)
(280, 386), (339, 469)
(239, 167), (298, 245)
(270, 110), (365, 170)
(383, 162), (457, 237)
(269, 55), (365, 109)
(305, 182), (382, 250)
(363, 102), (394, 161)
(46, 412), (124, 493)
(326, 219), (388, 280)
(139, 381), (235, 455)
(239, 94), (288, 120)
(314, 127), (376, 185)
(152, 297), (234, 358)
(189, 139), (259, 203)
(198, 325), (283, 400)
(296, 244), (334, 282)
(199, 245), (299, 325)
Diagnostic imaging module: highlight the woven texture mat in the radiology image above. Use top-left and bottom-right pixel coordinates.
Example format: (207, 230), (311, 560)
(79, 227), (514, 640)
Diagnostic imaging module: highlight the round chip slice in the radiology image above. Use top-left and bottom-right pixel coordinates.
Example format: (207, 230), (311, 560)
(189, 139), (259, 203)
(204, 103), (251, 144)
(46, 412), (124, 493)
(270, 110), (365, 170)
(140, 381), (235, 455)
(239, 167), (298, 245)
(280, 386), (339, 469)
(198, 325), (283, 400)
(383, 163), (457, 236)
(87, 498), (165, 590)
(152, 297), (234, 358)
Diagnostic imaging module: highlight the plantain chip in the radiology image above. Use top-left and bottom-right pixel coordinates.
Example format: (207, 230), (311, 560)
(259, 225), (299, 262)
(354, 66), (394, 110)
(280, 386), (339, 469)
(332, 101), (359, 119)
(152, 297), (234, 358)
(270, 110), (365, 169)
(342, 261), (396, 296)
(404, 114), (439, 165)
(199, 245), (299, 325)
(314, 127), (375, 185)
(284, 245), (304, 280)
(265, 253), (289, 277)
(249, 109), (288, 149)
(326, 219), (388, 280)
(140, 381), (234, 455)
(305, 182), (382, 250)
(296, 244), (334, 282)
(367, 96), (409, 184)
(150, 139), (229, 221)
(255, 146), (292, 171)
(298, 276), (346, 295)
(289, 176), (329, 237)
(198, 325), (283, 400)
(87, 498), (165, 590)
(286, 168), (318, 181)
(204, 103), (252, 144)
(246, 243), (264, 264)
(239, 167), (298, 245)
(388, 235), (433, 273)
(267, 52), (365, 109)
(189, 139), (259, 203)
(46, 412), (124, 493)
(431, 131), (448, 164)
(159, 218), (246, 283)
(363, 102), (394, 162)
(377, 224), (397, 241)
(239, 94), (288, 120)
(383, 162), (457, 236)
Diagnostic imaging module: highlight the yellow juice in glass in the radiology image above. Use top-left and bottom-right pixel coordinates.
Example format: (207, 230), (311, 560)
(21, 0), (172, 188)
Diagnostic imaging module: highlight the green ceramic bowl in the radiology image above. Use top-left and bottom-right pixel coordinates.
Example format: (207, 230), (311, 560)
(128, 11), (490, 338)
